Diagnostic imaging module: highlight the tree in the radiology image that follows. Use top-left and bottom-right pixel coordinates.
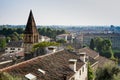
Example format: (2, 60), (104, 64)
(19, 34), (24, 40)
(13, 32), (19, 38)
(83, 44), (88, 48)
(94, 37), (103, 53)
(0, 38), (6, 49)
(95, 63), (120, 80)
(61, 30), (66, 34)
(102, 39), (112, 51)
(32, 41), (60, 56)
(57, 39), (67, 44)
(93, 37), (114, 58)
(6, 37), (11, 42)
(0, 72), (22, 80)
(66, 45), (74, 52)
(16, 28), (24, 34)
(1, 28), (8, 36)
(33, 41), (59, 50)
(88, 63), (94, 80)
(9, 32), (21, 41)
(10, 34), (18, 41)
(38, 27), (66, 39)
(90, 39), (95, 50)
(101, 39), (114, 58)
(0, 28), (23, 37)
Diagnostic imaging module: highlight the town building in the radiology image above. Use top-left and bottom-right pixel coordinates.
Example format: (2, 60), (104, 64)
(5, 41), (24, 54)
(39, 36), (51, 42)
(56, 34), (68, 41)
(78, 47), (114, 70)
(73, 34), (83, 49)
(82, 33), (120, 49)
(56, 33), (75, 43)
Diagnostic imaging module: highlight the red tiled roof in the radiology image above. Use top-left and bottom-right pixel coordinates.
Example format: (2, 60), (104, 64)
(79, 47), (114, 68)
(0, 50), (84, 80)
(78, 47), (99, 59)
(95, 56), (114, 67)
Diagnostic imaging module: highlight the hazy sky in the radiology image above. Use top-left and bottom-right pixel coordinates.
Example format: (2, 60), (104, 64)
(0, 0), (120, 25)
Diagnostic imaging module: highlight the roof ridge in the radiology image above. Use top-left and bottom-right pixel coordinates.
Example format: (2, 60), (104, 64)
(81, 47), (99, 54)
(0, 49), (64, 72)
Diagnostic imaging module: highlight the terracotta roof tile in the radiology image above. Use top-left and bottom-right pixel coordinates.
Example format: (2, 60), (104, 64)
(96, 56), (114, 67)
(1, 50), (84, 80)
(78, 47), (99, 59)
(78, 47), (114, 68)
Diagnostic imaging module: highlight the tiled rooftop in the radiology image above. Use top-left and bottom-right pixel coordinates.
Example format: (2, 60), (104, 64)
(6, 41), (23, 47)
(1, 50), (84, 80)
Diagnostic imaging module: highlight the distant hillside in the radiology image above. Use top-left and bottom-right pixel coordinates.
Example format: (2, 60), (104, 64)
(0, 25), (120, 33)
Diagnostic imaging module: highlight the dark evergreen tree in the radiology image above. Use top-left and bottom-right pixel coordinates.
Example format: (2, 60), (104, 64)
(90, 38), (95, 50)
(0, 38), (6, 50)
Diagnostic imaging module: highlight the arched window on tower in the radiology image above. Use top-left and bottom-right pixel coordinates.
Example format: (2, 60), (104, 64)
(34, 35), (36, 43)
(26, 35), (29, 42)
(36, 35), (38, 42)
(29, 35), (31, 42)
(34, 35), (38, 43)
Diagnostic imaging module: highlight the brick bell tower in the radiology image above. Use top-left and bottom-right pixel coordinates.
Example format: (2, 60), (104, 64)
(24, 10), (39, 55)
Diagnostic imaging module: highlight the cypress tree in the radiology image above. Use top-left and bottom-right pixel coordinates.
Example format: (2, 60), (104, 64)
(90, 38), (95, 50)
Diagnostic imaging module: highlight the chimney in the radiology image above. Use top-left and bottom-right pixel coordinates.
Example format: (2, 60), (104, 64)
(63, 74), (67, 80)
(79, 52), (86, 62)
(69, 59), (77, 72)
(46, 46), (57, 53)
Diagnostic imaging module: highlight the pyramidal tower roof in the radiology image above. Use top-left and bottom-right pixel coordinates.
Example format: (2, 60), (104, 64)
(24, 10), (38, 34)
